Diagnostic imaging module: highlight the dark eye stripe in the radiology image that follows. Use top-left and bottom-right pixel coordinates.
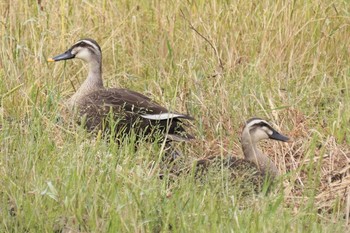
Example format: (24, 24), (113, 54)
(251, 122), (274, 132)
(71, 42), (99, 56)
(255, 122), (269, 127)
(79, 39), (101, 52)
(72, 39), (101, 53)
(252, 122), (266, 127)
(74, 42), (92, 49)
(246, 117), (274, 127)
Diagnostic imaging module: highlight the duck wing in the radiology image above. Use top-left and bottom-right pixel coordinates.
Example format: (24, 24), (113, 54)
(77, 88), (194, 141)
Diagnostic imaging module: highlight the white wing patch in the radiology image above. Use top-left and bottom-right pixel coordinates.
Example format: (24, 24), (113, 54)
(141, 113), (186, 120)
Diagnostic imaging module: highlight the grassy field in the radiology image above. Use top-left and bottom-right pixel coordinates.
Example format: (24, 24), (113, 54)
(1, 0), (349, 232)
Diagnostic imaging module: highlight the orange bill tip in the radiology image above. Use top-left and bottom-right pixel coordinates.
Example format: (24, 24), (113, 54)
(47, 58), (55, 62)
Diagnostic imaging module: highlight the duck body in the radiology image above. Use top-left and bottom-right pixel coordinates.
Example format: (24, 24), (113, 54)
(48, 38), (193, 141)
(195, 155), (265, 192)
(77, 87), (193, 140)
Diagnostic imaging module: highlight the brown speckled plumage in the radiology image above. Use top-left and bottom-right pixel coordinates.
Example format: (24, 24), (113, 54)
(78, 88), (193, 139)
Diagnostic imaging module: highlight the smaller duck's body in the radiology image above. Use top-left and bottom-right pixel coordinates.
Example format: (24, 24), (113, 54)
(196, 118), (289, 181)
(48, 38), (193, 141)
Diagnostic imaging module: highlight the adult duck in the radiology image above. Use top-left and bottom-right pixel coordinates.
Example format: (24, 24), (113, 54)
(196, 118), (289, 181)
(48, 38), (194, 142)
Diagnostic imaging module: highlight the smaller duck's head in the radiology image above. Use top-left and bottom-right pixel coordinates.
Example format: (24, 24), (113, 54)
(48, 38), (101, 63)
(244, 118), (289, 143)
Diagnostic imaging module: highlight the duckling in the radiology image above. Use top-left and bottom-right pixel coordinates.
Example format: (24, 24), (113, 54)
(48, 38), (194, 142)
(196, 118), (289, 181)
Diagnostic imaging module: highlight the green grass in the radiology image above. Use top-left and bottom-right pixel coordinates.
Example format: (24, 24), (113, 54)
(1, 0), (349, 232)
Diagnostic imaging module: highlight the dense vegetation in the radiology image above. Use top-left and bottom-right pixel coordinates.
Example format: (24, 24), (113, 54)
(1, 1), (349, 232)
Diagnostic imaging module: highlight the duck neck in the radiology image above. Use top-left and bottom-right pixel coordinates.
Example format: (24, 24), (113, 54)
(69, 60), (104, 105)
(241, 132), (279, 178)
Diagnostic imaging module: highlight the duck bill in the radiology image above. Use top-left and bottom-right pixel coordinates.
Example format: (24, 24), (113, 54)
(269, 130), (289, 142)
(47, 50), (75, 62)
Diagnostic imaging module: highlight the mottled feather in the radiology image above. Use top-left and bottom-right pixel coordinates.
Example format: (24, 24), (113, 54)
(77, 88), (194, 141)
